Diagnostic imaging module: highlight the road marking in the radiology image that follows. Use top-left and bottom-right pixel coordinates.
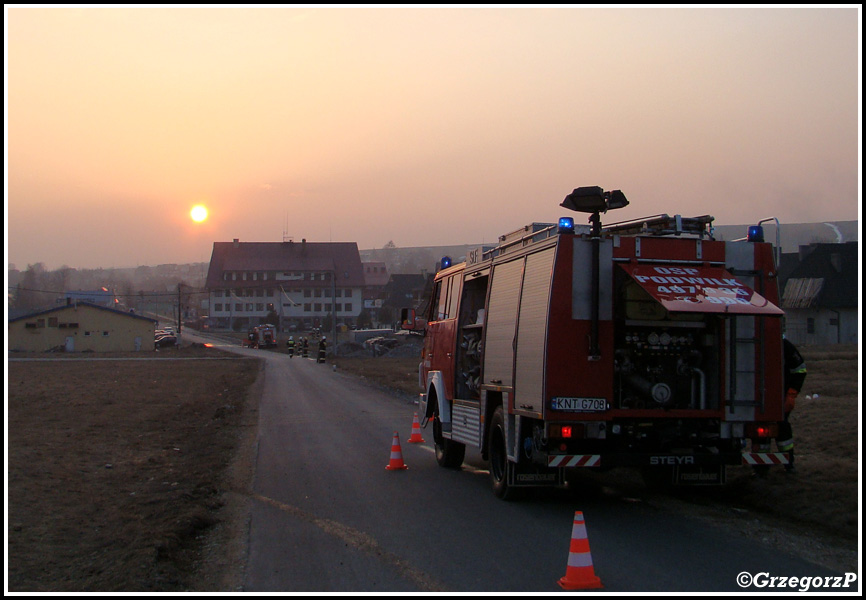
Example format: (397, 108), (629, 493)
(251, 493), (448, 592)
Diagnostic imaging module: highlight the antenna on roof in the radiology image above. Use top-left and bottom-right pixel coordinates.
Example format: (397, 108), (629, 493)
(283, 211), (293, 242)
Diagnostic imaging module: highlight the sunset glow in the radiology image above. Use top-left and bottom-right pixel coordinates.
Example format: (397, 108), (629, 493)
(6, 6), (860, 270)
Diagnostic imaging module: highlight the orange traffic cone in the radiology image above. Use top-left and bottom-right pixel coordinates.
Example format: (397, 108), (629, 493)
(408, 412), (425, 443)
(385, 431), (409, 470)
(558, 511), (603, 590)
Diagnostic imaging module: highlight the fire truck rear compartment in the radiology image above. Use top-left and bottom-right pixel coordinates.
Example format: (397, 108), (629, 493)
(613, 275), (722, 411)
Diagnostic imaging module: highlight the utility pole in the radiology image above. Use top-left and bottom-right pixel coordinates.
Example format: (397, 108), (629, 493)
(177, 283), (182, 335)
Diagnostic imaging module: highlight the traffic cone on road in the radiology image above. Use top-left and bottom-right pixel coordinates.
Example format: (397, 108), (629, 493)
(385, 431), (409, 470)
(408, 412), (425, 443)
(558, 511), (603, 590)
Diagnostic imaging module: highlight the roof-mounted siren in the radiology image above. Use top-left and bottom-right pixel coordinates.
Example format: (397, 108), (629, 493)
(748, 217), (781, 267)
(560, 186), (629, 235)
(438, 256), (453, 271)
(558, 216), (575, 234)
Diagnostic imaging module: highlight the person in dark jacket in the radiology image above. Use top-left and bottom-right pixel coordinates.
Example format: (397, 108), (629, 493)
(317, 336), (327, 364)
(779, 338), (807, 473)
(286, 336), (295, 358)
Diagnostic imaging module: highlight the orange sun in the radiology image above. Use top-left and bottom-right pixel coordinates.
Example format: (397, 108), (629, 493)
(190, 205), (208, 223)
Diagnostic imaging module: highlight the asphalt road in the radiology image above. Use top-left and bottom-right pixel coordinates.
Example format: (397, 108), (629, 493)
(190, 332), (856, 593)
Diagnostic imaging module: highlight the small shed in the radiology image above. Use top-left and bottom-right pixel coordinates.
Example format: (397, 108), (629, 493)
(8, 301), (158, 352)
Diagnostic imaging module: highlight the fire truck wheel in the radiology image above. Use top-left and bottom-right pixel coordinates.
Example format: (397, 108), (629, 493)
(489, 406), (518, 500)
(433, 420), (465, 469)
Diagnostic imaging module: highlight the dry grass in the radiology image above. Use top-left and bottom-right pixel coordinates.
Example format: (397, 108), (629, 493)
(7, 346), (260, 592)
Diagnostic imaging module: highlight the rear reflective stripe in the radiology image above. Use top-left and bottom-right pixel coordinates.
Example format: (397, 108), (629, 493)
(548, 455), (601, 467)
(742, 452), (789, 465)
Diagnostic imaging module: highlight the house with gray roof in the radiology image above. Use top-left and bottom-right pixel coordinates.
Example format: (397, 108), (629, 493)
(779, 242), (858, 345)
(205, 238), (365, 332)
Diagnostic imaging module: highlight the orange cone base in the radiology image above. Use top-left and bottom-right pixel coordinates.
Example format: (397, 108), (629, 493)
(385, 463), (408, 471)
(558, 574), (603, 590)
(408, 433), (424, 443)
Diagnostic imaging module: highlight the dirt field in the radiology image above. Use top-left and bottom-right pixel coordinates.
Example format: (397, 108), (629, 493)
(5, 342), (860, 591)
(7, 346), (261, 592)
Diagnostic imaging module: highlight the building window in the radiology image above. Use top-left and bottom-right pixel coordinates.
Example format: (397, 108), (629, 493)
(304, 303), (311, 312)
(315, 289), (322, 298)
(335, 303), (342, 312)
(304, 289), (311, 298)
(246, 303), (253, 312)
(214, 303), (223, 312)
(344, 303), (352, 312)
(314, 303), (322, 312)
(235, 303), (242, 312)
(256, 303), (264, 312)
(267, 303), (275, 312)
(256, 289), (264, 297)
(335, 289), (342, 298)
(103, 331), (110, 336)
(310, 273), (317, 281)
(48, 317), (58, 327)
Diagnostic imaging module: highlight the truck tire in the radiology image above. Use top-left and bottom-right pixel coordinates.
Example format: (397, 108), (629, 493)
(433, 415), (465, 469)
(489, 406), (518, 500)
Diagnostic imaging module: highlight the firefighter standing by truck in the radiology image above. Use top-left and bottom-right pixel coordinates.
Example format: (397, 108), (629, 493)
(317, 336), (327, 363)
(780, 337), (807, 473)
(287, 336), (295, 358)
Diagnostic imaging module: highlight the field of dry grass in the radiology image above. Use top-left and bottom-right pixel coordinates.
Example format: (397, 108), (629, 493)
(7, 346), (260, 592)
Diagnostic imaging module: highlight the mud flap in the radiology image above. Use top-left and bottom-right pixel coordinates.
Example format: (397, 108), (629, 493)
(509, 461), (563, 488)
(674, 464), (726, 485)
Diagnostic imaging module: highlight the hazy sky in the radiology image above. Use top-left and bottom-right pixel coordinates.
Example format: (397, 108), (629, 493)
(6, 6), (861, 270)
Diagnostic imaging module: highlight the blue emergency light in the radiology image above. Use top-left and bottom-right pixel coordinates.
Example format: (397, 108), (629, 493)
(440, 256), (452, 269)
(747, 225), (765, 242)
(558, 216), (575, 234)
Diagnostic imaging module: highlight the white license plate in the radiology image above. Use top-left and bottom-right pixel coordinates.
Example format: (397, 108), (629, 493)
(551, 397), (608, 412)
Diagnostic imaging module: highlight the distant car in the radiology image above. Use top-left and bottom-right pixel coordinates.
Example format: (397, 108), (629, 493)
(154, 334), (178, 348)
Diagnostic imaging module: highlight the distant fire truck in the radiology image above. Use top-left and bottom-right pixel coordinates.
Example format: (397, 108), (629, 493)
(244, 324), (278, 349)
(403, 186), (788, 498)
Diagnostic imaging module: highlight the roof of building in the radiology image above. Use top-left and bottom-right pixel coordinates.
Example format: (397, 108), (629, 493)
(780, 242), (859, 310)
(206, 240), (365, 289)
(8, 301), (158, 324)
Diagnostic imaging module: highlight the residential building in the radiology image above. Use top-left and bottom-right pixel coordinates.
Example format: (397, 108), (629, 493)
(779, 242), (858, 345)
(205, 238), (365, 332)
(362, 261), (390, 324)
(8, 301), (157, 352)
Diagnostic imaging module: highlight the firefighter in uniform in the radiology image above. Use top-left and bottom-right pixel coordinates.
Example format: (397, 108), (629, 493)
(302, 337), (309, 358)
(779, 337), (807, 473)
(317, 336), (327, 364)
(286, 336), (295, 358)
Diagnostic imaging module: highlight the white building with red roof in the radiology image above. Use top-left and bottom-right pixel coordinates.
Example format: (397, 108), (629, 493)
(205, 238), (365, 332)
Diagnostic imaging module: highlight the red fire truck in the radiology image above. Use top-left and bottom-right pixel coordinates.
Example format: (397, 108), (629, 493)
(243, 324), (278, 349)
(404, 186), (788, 498)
